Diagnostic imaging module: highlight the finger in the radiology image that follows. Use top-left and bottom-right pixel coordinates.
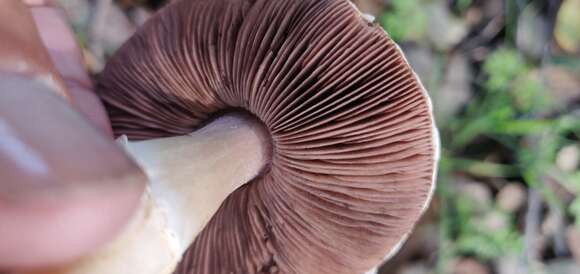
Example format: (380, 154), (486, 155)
(0, 2), (146, 269)
(0, 0), (68, 98)
(0, 75), (146, 269)
(28, 4), (112, 136)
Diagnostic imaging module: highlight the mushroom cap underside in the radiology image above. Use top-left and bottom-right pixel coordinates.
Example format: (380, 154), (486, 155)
(97, 0), (438, 273)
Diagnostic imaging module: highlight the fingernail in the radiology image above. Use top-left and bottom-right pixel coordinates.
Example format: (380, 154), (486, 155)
(22, 0), (57, 7)
(0, 74), (144, 202)
(0, 0), (69, 99)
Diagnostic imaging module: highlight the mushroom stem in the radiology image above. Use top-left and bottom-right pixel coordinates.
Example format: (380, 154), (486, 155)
(25, 114), (269, 274)
(124, 114), (269, 253)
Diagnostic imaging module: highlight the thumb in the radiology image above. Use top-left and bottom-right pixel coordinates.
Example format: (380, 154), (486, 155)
(0, 75), (146, 270)
(0, 1), (146, 270)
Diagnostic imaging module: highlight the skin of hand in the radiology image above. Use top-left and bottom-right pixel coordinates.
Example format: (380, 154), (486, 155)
(0, 0), (146, 270)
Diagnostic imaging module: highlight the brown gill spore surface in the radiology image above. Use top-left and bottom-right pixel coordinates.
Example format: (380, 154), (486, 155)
(97, 0), (436, 273)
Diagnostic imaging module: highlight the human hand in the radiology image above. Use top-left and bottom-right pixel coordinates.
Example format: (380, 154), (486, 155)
(0, 0), (146, 270)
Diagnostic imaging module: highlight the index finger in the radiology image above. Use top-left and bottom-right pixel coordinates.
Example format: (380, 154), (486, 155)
(27, 2), (113, 135)
(0, 1), (146, 269)
(0, 0), (68, 99)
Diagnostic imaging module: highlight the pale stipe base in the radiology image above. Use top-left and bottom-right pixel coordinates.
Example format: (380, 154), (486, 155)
(22, 115), (267, 274)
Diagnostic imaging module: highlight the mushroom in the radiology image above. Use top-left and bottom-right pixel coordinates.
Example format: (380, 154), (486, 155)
(19, 0), (439, 273)
(21, 114), (268, 274)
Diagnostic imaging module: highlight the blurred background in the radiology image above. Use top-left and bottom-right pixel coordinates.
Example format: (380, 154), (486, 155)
(56, 0), (579, 273)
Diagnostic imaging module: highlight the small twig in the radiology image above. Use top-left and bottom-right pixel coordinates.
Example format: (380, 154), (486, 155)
(540, 0), (562, 73)
(461, 15), (504, 52)
(523, 189), (542, 265)
(551, 204), (570, 256)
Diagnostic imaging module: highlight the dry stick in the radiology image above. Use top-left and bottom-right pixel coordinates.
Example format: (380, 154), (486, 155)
(522, 189), (542, 272)
(537, 0), (569, 258)
(551, 203), (570, 256)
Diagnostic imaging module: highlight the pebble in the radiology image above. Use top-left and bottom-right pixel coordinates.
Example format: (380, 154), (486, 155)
(496, 183), (527, 213)
(556, 145), (579, 173)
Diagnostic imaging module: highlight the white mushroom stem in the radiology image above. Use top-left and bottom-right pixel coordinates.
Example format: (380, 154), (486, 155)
(26, 115), (268, 274)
